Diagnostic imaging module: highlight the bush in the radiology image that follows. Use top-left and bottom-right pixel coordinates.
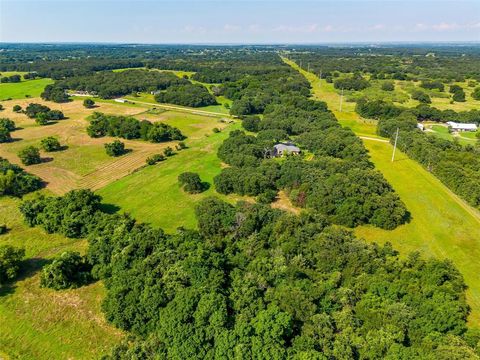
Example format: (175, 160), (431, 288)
(381, 81), (395, 91)
(40, 251), (91, 290)
(212, 127), (220, 133)
(257, 189), (277, 204)
(0, 118), (16, 131)
(12, 105), (22, 112)
(420, 80), (444, 92)
(0, 245), (25, 285)
(104, 140), (126, 157)
(146, 153), (165, 165)
(18, 146), (41, 165)
(40, 137), (62, 152)
(0, 127), (11, 143)
(411, 90), (431, 104)
(242, 116), (261, 132)
(83, 98), (95, 108)
(178, 172), (207, 194)
(163, 146), (174, 157)
(177, 141), (187, 150)
(0, 225), (7, 234)
(472, 87), (480, 100)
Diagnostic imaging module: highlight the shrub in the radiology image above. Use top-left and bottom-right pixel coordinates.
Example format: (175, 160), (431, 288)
(83, 98), (95, 108)
(146, 153), (165, 165)
(0, 225), (7, 234)
(40, 137), (62, 152)
(411, 90), (431, 104)
(420, 80), (444, 92)
(18, 146), (41, 165)
(163, 146), (174, 157)
(212, 127), (220, 133)
(0, 245), (25, 285)
(472, 87), (480, 100)
(13, 105), (22, 112)
(257, 189), (278, 204)
(104, 140), (126, 157)
(0, 118), (16, 131)
(381, 81), (395, 91)
(35, 113), (49, 126)
(40, 251), (91, 290)
(178, 172), (207, 194)
(0, 127), (11, 143)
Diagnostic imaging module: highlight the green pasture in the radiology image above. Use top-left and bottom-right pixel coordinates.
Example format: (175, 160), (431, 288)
(0, 197), (123, 359)
(0, 78), (53, 101)
(98, 122), (245, 232)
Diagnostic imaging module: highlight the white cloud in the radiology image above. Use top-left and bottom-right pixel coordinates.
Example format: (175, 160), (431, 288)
(224, 24), (241, 32)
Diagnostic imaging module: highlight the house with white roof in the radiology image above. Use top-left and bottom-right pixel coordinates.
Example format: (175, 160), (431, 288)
(446, 121), (478, 132)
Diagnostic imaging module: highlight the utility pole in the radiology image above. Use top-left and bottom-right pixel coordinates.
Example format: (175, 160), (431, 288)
(391, 127), (400, 162)
(339, 88), (344, 112)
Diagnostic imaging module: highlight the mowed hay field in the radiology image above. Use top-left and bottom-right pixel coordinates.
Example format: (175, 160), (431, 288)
(0, 98), (225, 194)
(285, 57), (480, 325)
(98, 121), (247, 232)
(0, 197), (123, 359)
(0, 73), (54, 101)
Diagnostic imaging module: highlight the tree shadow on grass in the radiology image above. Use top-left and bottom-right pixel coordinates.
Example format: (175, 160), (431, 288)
(0, 257), (50, 297)
(41, 157), (54, 164)
(99, 203), (121, 214)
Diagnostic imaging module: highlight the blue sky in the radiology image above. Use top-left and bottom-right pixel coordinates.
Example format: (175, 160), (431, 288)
(1, 0), (479, 43)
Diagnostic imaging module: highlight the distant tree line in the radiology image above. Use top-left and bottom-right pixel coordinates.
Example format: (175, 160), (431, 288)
(87, 112), (185, 143)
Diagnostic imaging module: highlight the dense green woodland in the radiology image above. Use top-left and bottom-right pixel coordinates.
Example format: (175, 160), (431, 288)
(16, 190), (480, 359)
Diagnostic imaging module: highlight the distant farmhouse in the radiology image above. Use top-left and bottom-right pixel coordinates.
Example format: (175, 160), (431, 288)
(114, 98), (128, 103)
(446, 121), (478, 132)
(273, 143), (301, 157)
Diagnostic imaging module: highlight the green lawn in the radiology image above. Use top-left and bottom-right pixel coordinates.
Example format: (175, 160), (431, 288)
(0, 196), (123, 359)
(426, 124), (478, 146)
(98, 122), (245, 232)
(285, 57), (480, 325)
(0, 78), (53, 100)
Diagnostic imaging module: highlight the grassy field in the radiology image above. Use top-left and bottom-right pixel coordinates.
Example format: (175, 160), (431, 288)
(0, 197), (123, 359)
(284, 57), (480, 325)
(98, 121), (247, 232)
(0, 97), (225, 194)
(426, 123), (478, 145)
(0, 78), (54, 101)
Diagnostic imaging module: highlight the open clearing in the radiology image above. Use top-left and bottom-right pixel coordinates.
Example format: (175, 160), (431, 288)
(0, 98), (227, 194)
(285, 56), (480, 325)
(0, 197), (123, 359)
(0, 78), (54, 101)
(97, 121), (248, 232)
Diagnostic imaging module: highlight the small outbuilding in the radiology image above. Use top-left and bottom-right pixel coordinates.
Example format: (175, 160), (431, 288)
(114, 98), (128, 103)
(417, 123), (425, 131)
(273, 143), (301, 157)
(446, 121), (478, 132)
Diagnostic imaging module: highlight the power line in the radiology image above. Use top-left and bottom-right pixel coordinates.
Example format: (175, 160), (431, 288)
(391, 127), (400, 162)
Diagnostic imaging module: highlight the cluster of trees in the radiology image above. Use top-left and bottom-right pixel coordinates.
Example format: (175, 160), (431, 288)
(154, 84), (216, 107)
(0, 157), (42, 196)
(178, 172), (208, 193)
(420, 80), (445, 92)
(105, 140), (126, 157)
(40, 137), (62, 152)
(42, 69), (188, 100)
(450, 84), (466, 102)
(17, 146), (41, 166)
(411, 90), (431, 104)
(0, 74), (21, 83)
(0, 245), (25, 287)
(473, 87), (480, 100)
(40, 251), (91, 290)
(392, 128), (480, 209)
(215, 67), (311, 116)
(356, 99), (480, 125)
(0, 118), (16, 143)
(333, 75), (370, 91)
(18, 190), (480, 358)
(215, 98), (407, 229)
(87, 112), (185, 143)
(355, 96), (480, 208)
(24, 103), (65, 125)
